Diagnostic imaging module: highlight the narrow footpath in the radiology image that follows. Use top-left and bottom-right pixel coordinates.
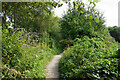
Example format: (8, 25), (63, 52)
(45, 53), (63, 79)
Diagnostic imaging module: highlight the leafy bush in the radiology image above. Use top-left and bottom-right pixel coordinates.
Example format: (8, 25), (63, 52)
(19, 44), (54, 78)
(59, 1), (119, 79)
(2, 28), (25, 78)
(108, 26), (120, 43)
(2, 28), (59, 79)
(60, 1), (106, 40)
(2, 29), (24, 68)
(59, 36), (119, 79)
(59, 1), (111, 51)
(1, 1), (62, 79)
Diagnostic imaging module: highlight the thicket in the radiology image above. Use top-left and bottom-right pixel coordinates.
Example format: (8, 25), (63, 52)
(2, 2), (62, 79)
(60, 1), (108, 48)
(108, 26), (120, 43)
(2, 2), (63, 50)
(59, 1), (119, 79)
(1, 1), (119, 79)
(2, 24), (60, 79)
(59, 36), (118, 79)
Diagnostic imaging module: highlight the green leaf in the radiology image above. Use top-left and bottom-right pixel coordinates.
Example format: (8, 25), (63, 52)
(88, 0), (100, 3)
(93, 2), (96, 6)
(75, 6), (77, 9)
(80, 11), (83, 13)
(89, 16), (93, 19)
(94, 0), (100, 3)
(88, 0), (92, 2)
(94, 17), (99, 23)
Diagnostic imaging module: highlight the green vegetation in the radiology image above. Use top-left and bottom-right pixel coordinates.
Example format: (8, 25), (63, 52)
(59, 1), (119, 80)
(2, 26), (59, 78)
(2, 2), (62, 79)
(60, 1), (107, 48)
(59, 36), (118, 79)
(108, 26), (120, 43)
(1, 1), (119, 79)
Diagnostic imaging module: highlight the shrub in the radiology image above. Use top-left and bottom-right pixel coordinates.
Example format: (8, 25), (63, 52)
(2, 28), (58, 79)
(59, 36), (119, 79)
(108, 26), (120, 43)
(2, 28), (25, 78)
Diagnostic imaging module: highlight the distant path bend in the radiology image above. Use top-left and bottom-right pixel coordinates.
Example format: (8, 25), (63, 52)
(46, 53), (63, 79)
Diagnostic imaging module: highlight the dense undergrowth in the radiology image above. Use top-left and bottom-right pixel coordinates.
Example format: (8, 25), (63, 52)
(2, 28), (60, 79)
(2, 2), (63, 79)
(59, 1), (119, 80)
(108, 26), (120, 43)
(59, 36), (119, 79)
(1, 1), (120, 79)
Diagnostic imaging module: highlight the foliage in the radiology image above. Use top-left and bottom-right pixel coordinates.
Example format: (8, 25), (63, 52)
(59, 36), (118, 79)
(60, 1), (105, 39)
(59, 1), (108, 49)
(2, 2), (62, 36)
(2, 1), (119, 79)
(2, 26), (60, 78)
(59, 1), (119, 80)
(2, 28), (24, 68)
(19, 44), (54, 78)
(108, 26), (120, 43)
(2, 1), (63, 79)
(2, 2), (63, 50)
(2, 2), (62, 27)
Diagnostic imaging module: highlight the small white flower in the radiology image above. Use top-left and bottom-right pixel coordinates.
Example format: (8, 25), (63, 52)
(36, 55), (38, 58)
(26, 70), (30, 73)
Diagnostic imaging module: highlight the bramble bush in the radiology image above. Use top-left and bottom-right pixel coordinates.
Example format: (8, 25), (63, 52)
(1, 1), (62, 79)
(108, 26), (120, 43)
(2, 27), (59, 79)
(2, 28), (25, 78)
(59, 1), (119, 80)
(59, 36), (118, 79)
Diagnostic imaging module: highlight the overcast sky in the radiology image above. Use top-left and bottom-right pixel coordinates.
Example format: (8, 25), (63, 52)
(53, 0), (120, 27)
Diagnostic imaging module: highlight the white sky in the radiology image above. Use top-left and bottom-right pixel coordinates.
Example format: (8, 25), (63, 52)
(53, 0), (120, 27)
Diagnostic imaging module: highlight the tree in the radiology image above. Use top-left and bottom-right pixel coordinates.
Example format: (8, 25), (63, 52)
(60, 1), (107, 47)
(108, 26), (120, 43)
(2, 2), (63, 29)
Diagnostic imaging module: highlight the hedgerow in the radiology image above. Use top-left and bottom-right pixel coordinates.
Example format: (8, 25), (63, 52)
(59, 36), (118, 79)
(2, 28), (58, 79)
(59, 1), (119, 80)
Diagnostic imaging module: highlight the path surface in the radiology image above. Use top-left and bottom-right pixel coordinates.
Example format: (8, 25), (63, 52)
(46, 53), (63, 79)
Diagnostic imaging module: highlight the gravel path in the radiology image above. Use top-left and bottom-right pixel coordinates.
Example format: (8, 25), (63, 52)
(46, 53), (63, 79)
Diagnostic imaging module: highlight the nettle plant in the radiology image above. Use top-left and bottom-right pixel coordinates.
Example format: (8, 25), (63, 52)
(2, 28), (26, 78)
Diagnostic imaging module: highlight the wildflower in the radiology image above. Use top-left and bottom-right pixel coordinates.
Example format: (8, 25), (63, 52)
(36, 55), (38, 58)
(26, 70), (30, 73)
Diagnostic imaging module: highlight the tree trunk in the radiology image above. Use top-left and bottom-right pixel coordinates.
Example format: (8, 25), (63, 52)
(14, 3), (17, 28)
(14, 11), (16, 28)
